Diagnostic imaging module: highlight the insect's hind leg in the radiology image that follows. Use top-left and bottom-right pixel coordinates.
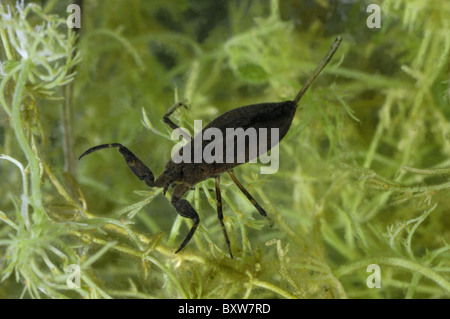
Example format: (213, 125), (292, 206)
(228, 170), (274, 227)
(171, 184), (200, 254)
(215, 176), (233, 258)
(78, 143), (155, 187)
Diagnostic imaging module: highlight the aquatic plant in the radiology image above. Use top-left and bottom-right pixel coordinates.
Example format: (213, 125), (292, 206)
(0, 0), (449, 298)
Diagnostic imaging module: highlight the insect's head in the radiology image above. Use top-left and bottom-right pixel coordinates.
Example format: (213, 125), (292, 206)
(155, 161), (182, 194)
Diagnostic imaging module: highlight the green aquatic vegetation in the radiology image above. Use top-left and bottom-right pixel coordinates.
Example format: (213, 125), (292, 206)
(0, 0), (449, 299)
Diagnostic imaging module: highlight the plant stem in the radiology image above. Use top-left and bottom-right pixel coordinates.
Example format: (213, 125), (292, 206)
(334, 257), (450, 294)
(0, 27), (14, 60)
(251, 278), (298, 299)
(11, 59), (44, 222)
(62, 83), (76, 175)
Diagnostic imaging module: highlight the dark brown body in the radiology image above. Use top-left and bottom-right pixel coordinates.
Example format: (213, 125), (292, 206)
(156, 101), (297, 189)
(79, 36), (342, 258)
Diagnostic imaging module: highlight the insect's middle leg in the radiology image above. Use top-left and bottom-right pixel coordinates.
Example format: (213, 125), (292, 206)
(171, 184), (200, 254)
(228, 170), (274, 227)
(215, 176), (233, 259)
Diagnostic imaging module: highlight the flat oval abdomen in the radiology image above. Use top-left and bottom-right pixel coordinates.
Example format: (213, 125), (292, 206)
(173, 101), (297, 185)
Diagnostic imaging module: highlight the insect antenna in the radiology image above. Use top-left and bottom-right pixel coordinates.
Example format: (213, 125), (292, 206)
(293, 36), (342, 106)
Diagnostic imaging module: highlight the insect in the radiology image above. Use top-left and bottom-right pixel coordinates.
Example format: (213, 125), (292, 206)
(79, 36), (342, 258)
